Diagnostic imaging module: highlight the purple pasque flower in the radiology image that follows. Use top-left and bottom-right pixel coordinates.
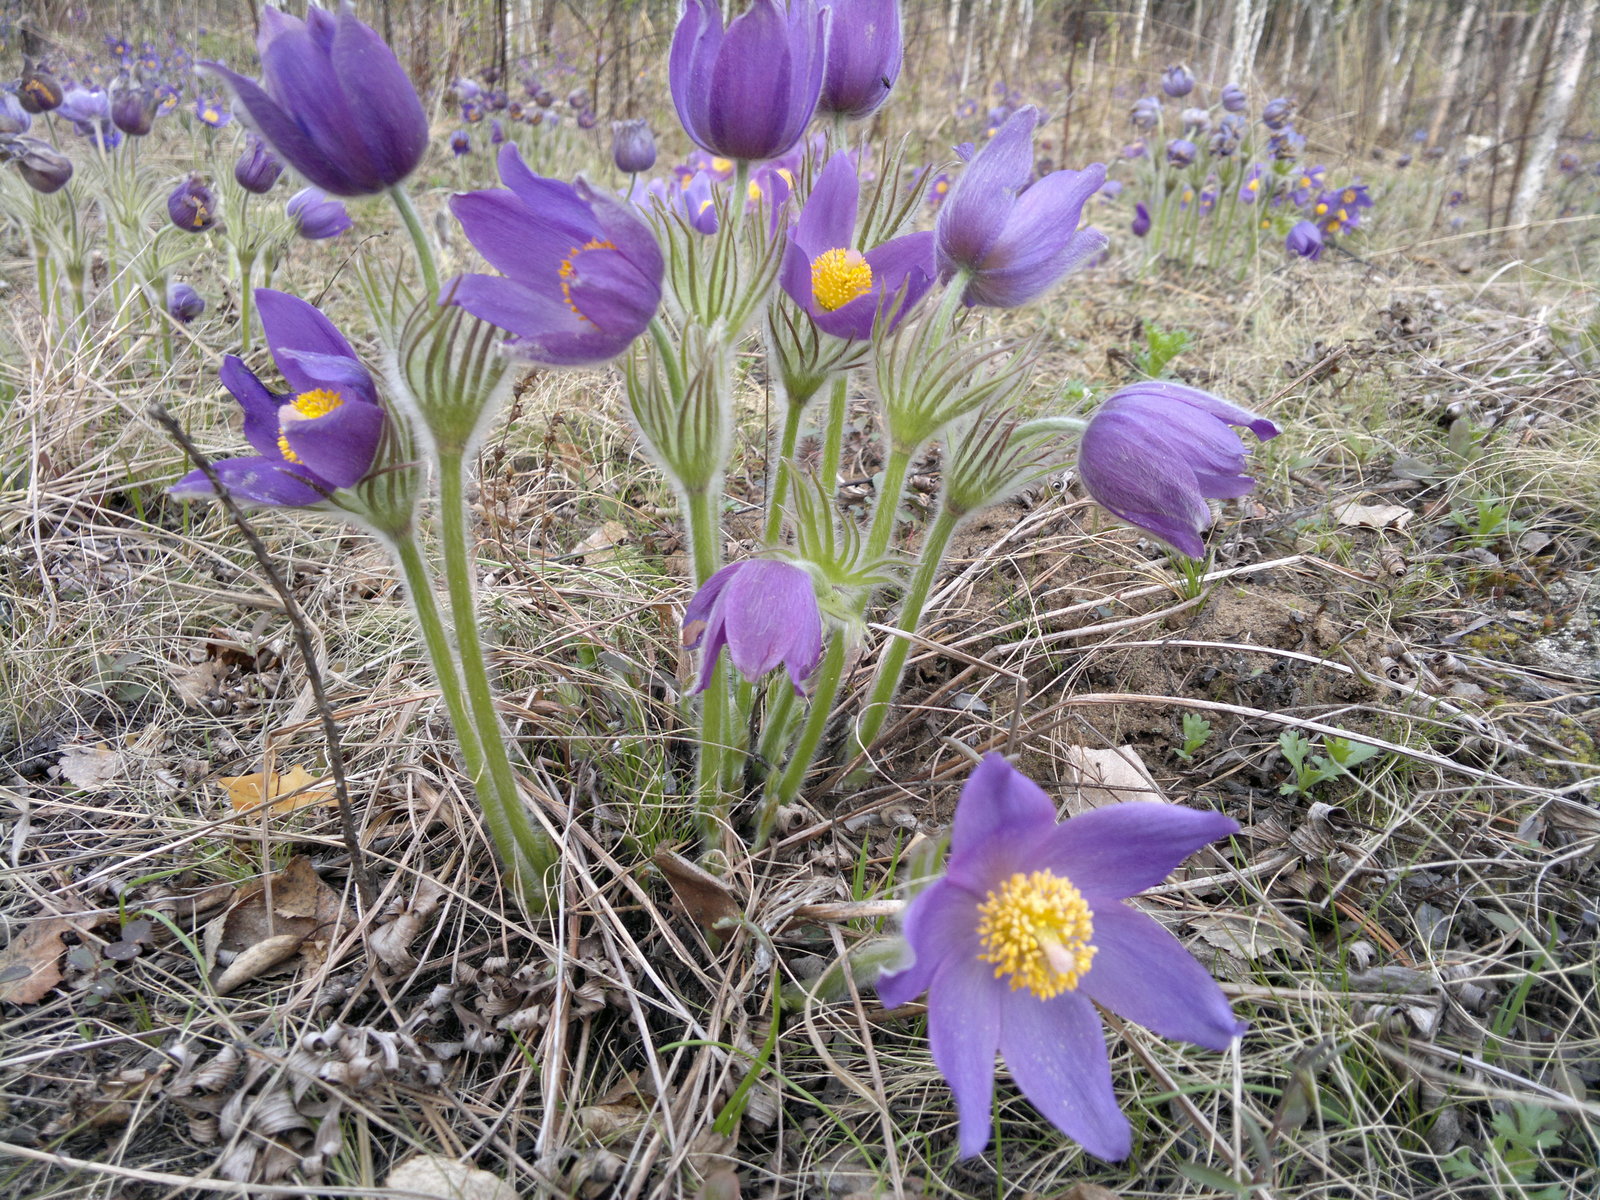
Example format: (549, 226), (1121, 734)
(234, 137), (283, 192)
(1077, 381), (1279, 558)
(1130, 201), (1150, 237)
(165, 279), (205, 323)
(1261, 96), (1294, 130)
(19, 60), (64, 114)
(612, 119), (656, 173)
(1165, 137), (1197, 168)
(936, 106), (1106, 309)
(877, 753), (1245, 1160)
(648, 169), (721, 234)
(194, 93), (232, 128)
(0, 93), (32, 135)
(1161, 64), (1194, 97)
(1129, 95), (1161, 130)
(111, 86), (157, 136)
(779, 151), (935, 340)
(682, 560), (823, 694)
(287, 186), (352, 238)
(447, 143), (664, 366)
(202, 3), (428, 197)
(450, 128), (471, 156)
(1286, 220), (1324, 260)
(669, 0), (828, 162)
(1238, 162), (1268, 204)
(817, 0), (903, 121)
(1220, 83), (1247, 113)
(3, 137), (74, 193)
(168, 174), (218, 232)
(168, 289), (385, 507)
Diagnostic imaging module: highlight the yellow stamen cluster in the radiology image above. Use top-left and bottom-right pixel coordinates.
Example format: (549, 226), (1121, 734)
(275, 387), (344, 463)
(809, 247), (874, 312)
(976, 869), (1096, 1000)
(558, 237), (617, 323)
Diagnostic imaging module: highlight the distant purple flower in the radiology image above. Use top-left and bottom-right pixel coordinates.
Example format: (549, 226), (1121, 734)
(1238, 162), (1268, 204)
(447, 143), (664, 366)
(1267, 127), (1304, 160)
(1180, 106), (1210, 136)
(234, 137), (283, 192)
(490, 118), (506, 145)
(1166, 138), (1196, 167)
(165, 280), (205, 323)
(567, 88), (589, 109)
(194, 93), (231, 128)
(450, 128), (471, 156)
(460, 99), (484, 125)
(956, 97), (978, 120)
(925, 171), (951, 207)
(533, 87), (554, 108)
(649, 169), (722, 233)
(877, 753), (1245, 1160)
(936, 106), (1107, 308)
(111, 86), (157, 136)
(58, 86), (109, 129)
(1161, 65), (1194, 98)
(203, 2), (428, 196)
(1121, 140), (1149, 160)
(1261, 97), (1293, 130)
(1290, 164), (1326, 206)
(1131, 201), (1150, 237)
(683, 559), (823, 694)
(1286, 221), (1323, 259)
(1077, 381), (1280, 558)
(577, 108), (597, 130)
(19, 60), (64, 114)
(817, 0), (902, 120)
(779, 151), (935, 340)
(1098, 178), (1123, 200)
(0, 93), (32, 135)
(1129, 95), (1161, 131)
(168, 174), (218, 232)
(611, 119), (656, 174)
(669, 0), (827, 161)
(1315, 183), (1374, 233)
(287, 186), (351, 238)
(3, 137), (74, 193)
(169, 289), (385, 507)
(1220, 84), (1247, 113)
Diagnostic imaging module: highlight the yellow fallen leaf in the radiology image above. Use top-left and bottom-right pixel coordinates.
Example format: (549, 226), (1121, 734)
(218, 764), (335, 816)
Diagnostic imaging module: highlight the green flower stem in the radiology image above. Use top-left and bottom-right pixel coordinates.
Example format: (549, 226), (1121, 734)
(763, 634), (848, 832)
(863, 444), (913, 563)
(851, 505), (959, 760)
(389, 184), (440, 303)
(818, 372), (850, 507)
(235, 247), (256, 355)
(762, 399), (807, 545)
(755, 677), (797, 771)
(648, 316), (686, 405)
(684, 485), (730, 842)
(435, 449), (558, 908)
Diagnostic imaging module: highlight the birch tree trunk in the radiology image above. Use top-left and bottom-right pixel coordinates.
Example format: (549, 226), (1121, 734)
(1427, 0), (1482, 148)
(1508, 0), (1598, 243)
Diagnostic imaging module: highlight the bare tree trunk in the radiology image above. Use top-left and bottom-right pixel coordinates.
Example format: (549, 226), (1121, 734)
(1427, 0), (1481, 149)
(1508, 0), (1597, 243)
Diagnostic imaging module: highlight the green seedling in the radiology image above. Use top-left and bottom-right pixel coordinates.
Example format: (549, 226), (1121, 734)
(1441, 1102), (1565, 1200)
(1175, 712), (1213, 762)
(1278, 731), (1382, 797)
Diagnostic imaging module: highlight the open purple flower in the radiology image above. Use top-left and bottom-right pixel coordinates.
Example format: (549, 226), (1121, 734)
(669, 0), (827, 162)
(877, 753), (1245, 1160)
(936, 106), (1106, 308)
(1077, 381), (1279, 558)
(168, 289), (384, 507)
(817, 0), (903, 121)
(448, 144), (663, 366)
(168, 174), (218, 232)
(287, 186), (351, 239)
(683, 560), (823, 694)
(779, 152), (934, 339)
(202, 3), (428, 196)
(1286, 220), (1324, 260)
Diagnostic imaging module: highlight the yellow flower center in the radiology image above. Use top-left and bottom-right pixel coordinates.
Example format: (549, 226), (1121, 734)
(976, 869), (1096, 1000)
(275, 387), (344, 463)
(1246, 178), (1259, 193)
(810, 247), (873, 312)
(1342, 189), (1357, 203)
(1314, 202), (1328, 216)
(748, 180), (763, 202)
(558, 238), (617, 323)
(711, 156), (732, 174)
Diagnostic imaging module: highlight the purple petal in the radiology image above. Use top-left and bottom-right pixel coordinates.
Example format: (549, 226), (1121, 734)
(581, 180), (666, 286)
(927, 952), (1002, 1158)
(998, 989), (1131, 1161)
(449, 190), (569, 289)
(683, 561), (740, 645)
(446, 273), (584, 345)
(938, 106), (1037, 273)
(279, 394), (384, 488)
(706, 0), (796, 160)
(168, 455), (329, 507)
(1030, 801), (1239, 901)
(718, 561), (822, 690)
(258, 21), (381, 189)
(1140, 381), (1281, 442)
(328, 6), (427, 188)
(778, 239), (821, 320)
(1080, 902), (1247, 1050)
(794, 152), (859, 257)
(950, 753), (1056, 860)
(495, 145), (595, 243)
(876, 877), (981, 1008)
(668, 0), (720, 149)
(255, 288), (362, 388)
(220, 355), (284, 459)
(201, 62), (361, 195)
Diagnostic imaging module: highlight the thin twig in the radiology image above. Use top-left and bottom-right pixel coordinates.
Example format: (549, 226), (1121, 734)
(149, 402), (375, 909)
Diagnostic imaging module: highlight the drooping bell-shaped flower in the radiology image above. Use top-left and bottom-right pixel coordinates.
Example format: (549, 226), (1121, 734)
(877, 753), (1245, 1160)
(2, 136), (74, 193)
(111, 86), (157, 136)
(1161, 64), (1194, 97)
(935, 106), (1106, 309)
(165, 280), (205, 323)
(1166, 137), (1197, 167)
(682, 560), (824, 694)
(287, 186), (351, 238)
(779, 151), (935, 339)
(447, 143), (664, 366)
(1261, 97), (1293, 130)
(234, 137), (283, 193)
(168, 174), (218, 232)
(611, 119), (657, 174)
(19, 59), (64, 113)
(668, 0), (828, 162)
(168, 289), (385, 507)
(202, 2), (428, 196)
(816, 0), (903, 121)
(1076, 381), (1280, 558)
(1286, 220), (1324, 260)
(1130, 202), (1151, 237)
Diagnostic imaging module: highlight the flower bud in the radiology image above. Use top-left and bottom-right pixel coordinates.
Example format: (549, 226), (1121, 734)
(168, 174), (218, 232)
(234, 137), (283, 192)
(1165, 138), (1197, 168)
(111, 86), (157, 136)
(165, 280), (205, 323)
(1161, 65), (1194, 97)
(287, 187), (352, 239)
(610, 119), (656, 174)
(5, 136), (74, 193)
(1220, 84), (1247, 113)
(19, 60), (64, 113)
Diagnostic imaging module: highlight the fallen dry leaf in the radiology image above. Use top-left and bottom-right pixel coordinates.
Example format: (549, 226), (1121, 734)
(0, 916), (85, 1004)
(205, 856), (349, 989)
(385, 1154), (520, 1200)
(219, 764), (336, 816)
(369, 877), (448, 970)
(572, 520), (630, 565)
(170, 658), (230, 709)
(1332, 501), (1413, 530)
(1061, 745), (1164, 813)
(653, 848), (741, 933)
(214, 932), (305, 996)
(1190, 911), (1309, 962)
(57, 744), (125, 791)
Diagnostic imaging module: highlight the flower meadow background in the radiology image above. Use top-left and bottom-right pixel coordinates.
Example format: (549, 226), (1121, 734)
(1, 0), (1599, 1197)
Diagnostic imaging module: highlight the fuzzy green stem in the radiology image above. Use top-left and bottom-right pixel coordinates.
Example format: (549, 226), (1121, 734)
(684, 485), (730, 842)
(389, 184), (441, 303)
(764, 634), (848, 825)
(236, 247), (256, 355)
(864, 444), (913, 563)
(435, 450), (557, 909)
(755, 678), (798, 771)
(763, 400), (807, 545)
(851, 506), (959, 760)
(818, 372), (850, 506)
